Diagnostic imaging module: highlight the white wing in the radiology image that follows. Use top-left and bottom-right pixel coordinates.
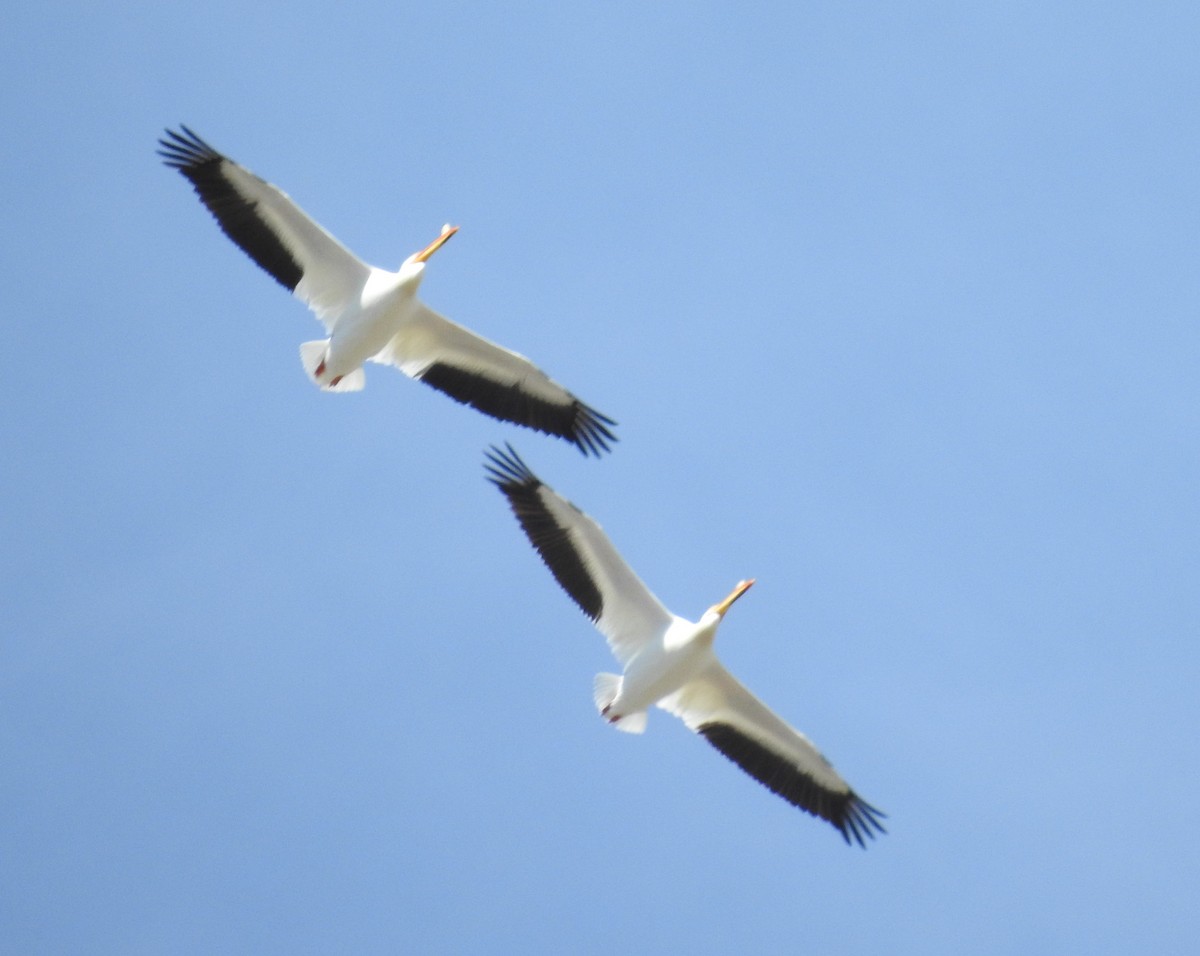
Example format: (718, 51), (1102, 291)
(380, 306), (616, 456)
(660, 662), (885, 846)
(486, 445), (673, 663)
(160, 126), (371, 329)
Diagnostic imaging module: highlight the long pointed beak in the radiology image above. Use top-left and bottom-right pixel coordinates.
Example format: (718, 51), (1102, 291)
(713, 578), (755, 618)
(413, 223), (459, 263)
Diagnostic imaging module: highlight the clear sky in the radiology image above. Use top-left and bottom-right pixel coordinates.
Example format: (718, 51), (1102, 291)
(3, 2), (1198, 953)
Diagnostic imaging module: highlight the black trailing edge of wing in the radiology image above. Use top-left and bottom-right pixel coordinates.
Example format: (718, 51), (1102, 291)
(697, 722), (887, 847)
(158, 125), (304, 293)
(484, 444), (604, 622)
(423, 363), (616, 457)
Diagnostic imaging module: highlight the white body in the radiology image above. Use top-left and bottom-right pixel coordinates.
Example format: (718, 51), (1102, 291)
(486, 445), (884, 845)
(321, 267), (412, 382)
(301, 259), (432, 392)
(160, 127), (617, 453)
(603, 612), (721, 726)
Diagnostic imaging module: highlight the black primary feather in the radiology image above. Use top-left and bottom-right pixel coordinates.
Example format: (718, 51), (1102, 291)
(159, 125), (304, 292)
(485, 444), (604, 621)
(425, 364), (616, 457)
(697, 722), (887, 847)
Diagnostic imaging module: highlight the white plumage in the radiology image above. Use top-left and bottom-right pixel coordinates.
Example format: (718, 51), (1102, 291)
(159, 126), (616, 455)
(486, 444), (885, 845)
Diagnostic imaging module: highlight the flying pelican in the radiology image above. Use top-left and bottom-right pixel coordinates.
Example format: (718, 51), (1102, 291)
(158, 126), (617, 456)
(485, 444), (885, 845)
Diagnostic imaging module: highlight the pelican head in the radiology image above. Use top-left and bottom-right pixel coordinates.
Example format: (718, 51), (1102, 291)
(710, 578), (755, 618)
(411, 223), (459, 265)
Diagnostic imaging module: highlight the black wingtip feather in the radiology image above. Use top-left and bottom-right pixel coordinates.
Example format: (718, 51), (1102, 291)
(484, 442), (538, 490)
(158, 125), (304, 293)
(421, 363), (617, 456)
(157, 125), (221, 169)
(697, 721), (886, 847)
(485, 444), (604, 622)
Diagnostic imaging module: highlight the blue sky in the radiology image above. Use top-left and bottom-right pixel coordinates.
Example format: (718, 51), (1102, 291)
(3, 1), (1198, 952)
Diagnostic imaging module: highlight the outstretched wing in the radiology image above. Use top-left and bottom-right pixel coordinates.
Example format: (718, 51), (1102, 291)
(485, 445), (671, 661)
(380, 308), (616, 456)
(159, 125), (370, 328)
(660, 662), (886, 846)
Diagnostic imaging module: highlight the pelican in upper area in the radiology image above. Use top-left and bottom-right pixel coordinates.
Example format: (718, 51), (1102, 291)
(158, 126), (617, 456)
(485, 445), (885, 845)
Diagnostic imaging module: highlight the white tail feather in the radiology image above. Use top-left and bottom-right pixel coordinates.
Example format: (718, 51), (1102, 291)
(612, 711), (647, 734)
(323, 368), (365, 392)
(593, 673), (647, 734)
(299, 339), (329, 382)
(298, 339), (366, 392)
(593, 673), (620, 713)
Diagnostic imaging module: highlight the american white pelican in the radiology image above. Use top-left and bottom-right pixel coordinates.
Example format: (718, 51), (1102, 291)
(485, 445), (885, 845)
(158, 126), (617, 456)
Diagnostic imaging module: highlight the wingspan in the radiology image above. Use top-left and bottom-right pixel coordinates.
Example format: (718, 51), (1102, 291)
(660, 663), (886, 846)
(385, 307), (616, 456)
(485, 445), (672, 662)
(159, 125), (371, 329)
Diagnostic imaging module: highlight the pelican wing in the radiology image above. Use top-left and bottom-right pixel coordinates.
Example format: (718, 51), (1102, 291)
(485, 445), (672, 662)
(659, 663), (885, 846)
(380, 308), (616, 456)
(159, 126), (370, 328)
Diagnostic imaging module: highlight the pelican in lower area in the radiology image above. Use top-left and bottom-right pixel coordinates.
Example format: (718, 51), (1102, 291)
(158, 126), (616, 456)
(485, 445), (885, 845)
